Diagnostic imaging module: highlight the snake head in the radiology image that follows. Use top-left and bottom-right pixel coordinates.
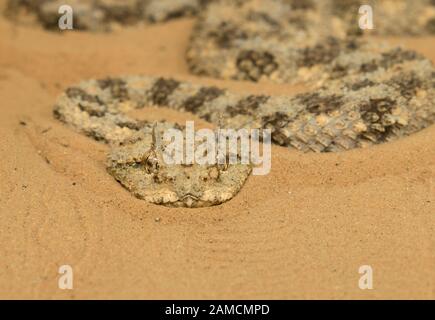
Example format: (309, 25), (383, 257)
(106, 124), (251, 208)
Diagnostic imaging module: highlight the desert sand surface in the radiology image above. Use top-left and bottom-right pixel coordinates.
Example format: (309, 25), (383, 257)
(0, 4), (434, 299)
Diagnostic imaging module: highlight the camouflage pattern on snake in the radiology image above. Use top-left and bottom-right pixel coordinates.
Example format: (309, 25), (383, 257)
(8, 0), (434, 206)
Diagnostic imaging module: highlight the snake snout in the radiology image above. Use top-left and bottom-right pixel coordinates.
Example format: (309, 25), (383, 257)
(181, 194), (200, 207)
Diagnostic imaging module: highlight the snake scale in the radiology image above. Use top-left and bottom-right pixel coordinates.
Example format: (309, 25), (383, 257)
(8, 0), (435, 207)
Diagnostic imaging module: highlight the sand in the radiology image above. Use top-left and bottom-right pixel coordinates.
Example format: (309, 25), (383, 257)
(0, 7), (434, 299)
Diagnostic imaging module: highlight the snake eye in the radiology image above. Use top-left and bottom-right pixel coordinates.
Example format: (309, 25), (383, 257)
(144, 154), (160, 174)
(217, 163), (229, 171)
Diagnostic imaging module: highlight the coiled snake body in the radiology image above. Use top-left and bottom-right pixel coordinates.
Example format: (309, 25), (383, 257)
(9, 0), (434, 207)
